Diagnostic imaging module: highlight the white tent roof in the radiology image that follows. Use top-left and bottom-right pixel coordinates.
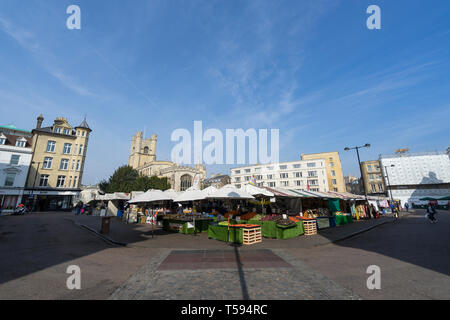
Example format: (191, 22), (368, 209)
(207, 185), (255, 200)
(98, 192), (131, 200)
(202, 186), (218, 195)
(173, 189), (208, 202)
(128, 189), (172, 203)
(242, 184), (274, 197)
(163, 189), (180, 200)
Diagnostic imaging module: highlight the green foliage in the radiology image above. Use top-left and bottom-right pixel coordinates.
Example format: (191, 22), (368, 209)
(99, 165), (171, 193)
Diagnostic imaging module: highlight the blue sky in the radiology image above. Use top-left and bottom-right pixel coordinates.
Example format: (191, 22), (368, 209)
(1, 0), (449, 185)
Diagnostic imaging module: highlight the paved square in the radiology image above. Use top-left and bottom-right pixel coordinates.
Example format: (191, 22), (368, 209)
(157, 249), (292, 270)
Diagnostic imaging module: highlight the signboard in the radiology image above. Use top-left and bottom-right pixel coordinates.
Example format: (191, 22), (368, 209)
(236, 216), (241, 222)
(270, 197), (276, 203)
(193, 174), (200, 188)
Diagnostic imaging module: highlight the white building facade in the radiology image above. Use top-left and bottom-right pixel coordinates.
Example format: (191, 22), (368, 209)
(380, 151), (450, 205)
(0, 126), (33, 213)
(230, 159), (329, 192)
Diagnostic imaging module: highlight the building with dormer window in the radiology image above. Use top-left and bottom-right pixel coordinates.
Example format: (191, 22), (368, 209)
(23, 115), (92, 211)
(0, 125), (33, 213)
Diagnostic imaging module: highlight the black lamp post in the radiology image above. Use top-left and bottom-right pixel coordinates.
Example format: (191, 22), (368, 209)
(384, 164), (395, 204)
(31, 161), (41, 212)
(344, 144), (371, 200)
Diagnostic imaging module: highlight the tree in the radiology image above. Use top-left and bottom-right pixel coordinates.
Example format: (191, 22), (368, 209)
(99, 165), (171, 193)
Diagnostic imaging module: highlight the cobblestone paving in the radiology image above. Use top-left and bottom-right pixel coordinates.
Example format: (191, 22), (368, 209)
(109, 248), (360, 300)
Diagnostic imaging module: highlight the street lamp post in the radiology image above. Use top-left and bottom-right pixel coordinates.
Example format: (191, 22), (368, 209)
(384, 165), (395, 204)
(344, 144), (371, 200)
(31, 161), (41, 212)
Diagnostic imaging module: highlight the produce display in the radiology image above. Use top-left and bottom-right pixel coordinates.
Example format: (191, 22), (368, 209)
(261, 215), (296, 227)
(303, 208), (330, 218)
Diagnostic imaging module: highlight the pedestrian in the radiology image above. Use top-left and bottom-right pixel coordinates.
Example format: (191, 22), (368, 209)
(370, 204), (378, 219)
(405, 202), (409, 212)
(390, 202), (398, 218)
(177, 203), (183, 215)
(426, 203), (437, 223)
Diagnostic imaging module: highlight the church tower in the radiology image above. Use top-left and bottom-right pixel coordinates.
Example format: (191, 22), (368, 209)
(128, 132), (157, 169)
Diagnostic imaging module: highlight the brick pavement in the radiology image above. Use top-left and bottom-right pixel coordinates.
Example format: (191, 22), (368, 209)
(109, 248), (360, 300)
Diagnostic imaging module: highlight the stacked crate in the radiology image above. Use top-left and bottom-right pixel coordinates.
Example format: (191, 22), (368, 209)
(303, 220), (317, 236)
(243, 226), (262, 245)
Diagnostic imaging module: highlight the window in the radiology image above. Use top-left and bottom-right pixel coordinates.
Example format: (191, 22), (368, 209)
(333, 188), (338, 192)
(43, 157), (53, 169)
(254, 167), (261, 172)
(294, 172), (302, 178)
(76, 160), (81, 171)
(15, 139), (26, 147)
(378, 183), (384, 191)
(266, 166), (274, 170)
(60, 159), (69, 170)
(293, 164), (301, 168)
(63, 128), (70, 135)
(331, 170), (336, 176)
(39, 175), (49, 187)
(79, 144), (83, 155)
(47, 141), (56, 152)
(308, 179), (318, 186)
(57, 176), (66, 188)
(180, 174), (192, 191)
(371, 184), (377, 193)
(235, 177), (241, 182)
(295, 180), (302, 186)
(332, 179), (337, 185)
(280, 173), (288, 179)
(0, 137), (5, 145)
(268, 182), (276, 187)
(367, 165), (372, 172)
(4, 173), (16, 186)
(10, 154), (20, 165)
(329, 162), (334, 167)
(63, 143), (72, 154)
(69, 176), (72, 188)
(281, 181), (289, 187)
(307, 162), (316, 168)
(279, 165), (287, 170)
(369, 174), (374, 180)
(235, 184), (241, 189)
(73, 176), (78, 188)
(267, 174), (274, 180)
(244, 169), (251, 173)
(54, 127), (61, 134)
(308, 171), (317, 177)
(82, 131), (85, 137)
(74, 144), (78, 155)
(255, 175), (262, 180)
(245, 176), (250, 181)
(234, 170), (240, 174)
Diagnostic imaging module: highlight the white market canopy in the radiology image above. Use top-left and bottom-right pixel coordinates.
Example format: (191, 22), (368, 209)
(207, 185), (255, 200)
(173, 189), (208, 202)
(242, 184), (274, 197)
(128, 189), (173, 203)
(98, 192), (131, 201)
(202, 186), (218, 195)
(163, 189), (180, 200)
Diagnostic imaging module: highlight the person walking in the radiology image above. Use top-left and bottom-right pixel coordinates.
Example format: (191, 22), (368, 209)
(404, 202), (409, 212)
(426, 203), (437, 223)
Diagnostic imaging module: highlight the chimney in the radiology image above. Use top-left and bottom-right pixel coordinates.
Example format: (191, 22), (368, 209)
(36, 114), (44, 129)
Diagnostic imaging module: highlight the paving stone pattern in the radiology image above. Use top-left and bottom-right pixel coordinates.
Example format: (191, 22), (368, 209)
(110, 248), (360, 300)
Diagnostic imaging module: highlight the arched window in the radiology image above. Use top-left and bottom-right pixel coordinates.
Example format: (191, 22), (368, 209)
(143, 146), (149, 154)
(180, 174), (192, 191)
